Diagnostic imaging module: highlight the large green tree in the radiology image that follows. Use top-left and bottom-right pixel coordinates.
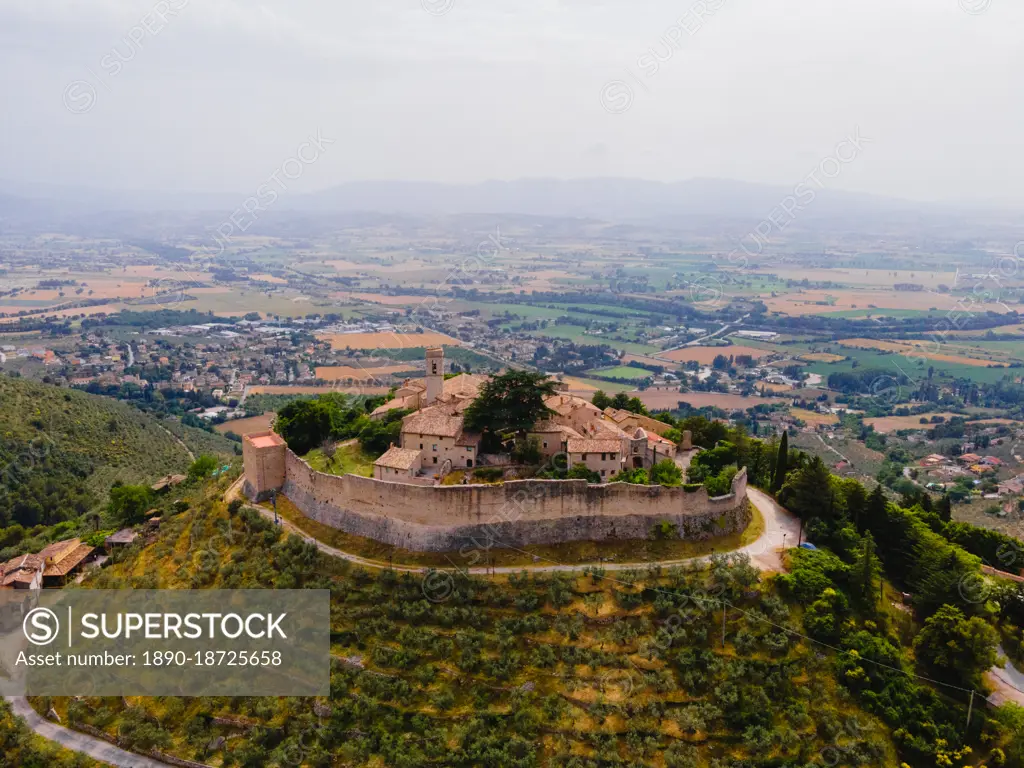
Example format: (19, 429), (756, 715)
(108, 484), (155, 526)
(275, 397), (345, 455)
(779, 455), (832, 522)
(464, 370), (557, 446)
(187, 454), (218, 483)
(913, 604), (999, 688)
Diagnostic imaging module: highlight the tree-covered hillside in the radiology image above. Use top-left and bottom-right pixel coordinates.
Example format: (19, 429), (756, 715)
(19, 416), (1024, 767)
(0, 374), (232, 529)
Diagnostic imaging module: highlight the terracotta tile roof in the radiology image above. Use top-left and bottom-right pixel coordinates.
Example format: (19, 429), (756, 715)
(371, 394), (420, 417)
(442, 373), (488, 399)
(544, 394), (601, 417)
(646, 431), (676, 447)
(402, 406), (464, 438)
(375, 446), (422, 471)
(38, 538), (81, 564)
(587, 419), (629, 439)
(1, 553), (44, 587)
(105, 529), (138, 546)
(530, 420), (582, 437)
(43, 544), (94, 577)
(455, 431), (482, 447)
(151, 474), (186, 491)
(567, 438), (622, 454)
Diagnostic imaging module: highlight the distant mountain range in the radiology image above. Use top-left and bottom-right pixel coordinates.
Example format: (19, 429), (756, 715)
(293, 177), (940, 221)
(0, 176), (1016, 237)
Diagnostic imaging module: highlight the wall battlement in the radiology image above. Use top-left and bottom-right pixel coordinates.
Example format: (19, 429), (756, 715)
(243, 431), (750, 552)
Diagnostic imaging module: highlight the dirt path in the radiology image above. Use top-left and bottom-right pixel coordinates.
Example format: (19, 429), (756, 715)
(157, 423), (195, 462)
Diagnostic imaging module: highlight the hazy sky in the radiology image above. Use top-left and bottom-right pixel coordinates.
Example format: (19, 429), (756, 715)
(1, 0), (1021, 204)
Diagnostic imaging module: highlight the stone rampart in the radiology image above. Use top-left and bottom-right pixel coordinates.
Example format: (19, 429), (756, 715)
(259, 447), (750, 552)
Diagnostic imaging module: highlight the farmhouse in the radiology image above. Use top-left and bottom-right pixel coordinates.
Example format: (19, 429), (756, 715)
(0, 553), (45, 590)
(38, 538), (95, 586)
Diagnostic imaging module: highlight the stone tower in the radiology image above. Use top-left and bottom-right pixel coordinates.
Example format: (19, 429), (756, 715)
(243, 431), (287, 501)
(425, 346), (444, 405)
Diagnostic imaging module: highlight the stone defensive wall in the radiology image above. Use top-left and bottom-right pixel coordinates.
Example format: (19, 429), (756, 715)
(243, 432), (750, 553)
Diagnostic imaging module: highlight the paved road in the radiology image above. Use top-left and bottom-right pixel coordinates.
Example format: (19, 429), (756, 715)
(987, 646), (1024, 707)
(247, 481), (799, 576)
(6, 696), (172, 767)
(657, 313), (751, 355)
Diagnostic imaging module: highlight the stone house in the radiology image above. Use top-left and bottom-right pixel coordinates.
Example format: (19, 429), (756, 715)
(400, 405), (481, 471)
(374, 446), (423, 481)
(567, 437), (625, 480)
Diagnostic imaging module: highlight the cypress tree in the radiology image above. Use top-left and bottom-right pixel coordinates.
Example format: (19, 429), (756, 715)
(937, 494), (953, 523)
(865, 483), (888, 532)
(771, 430), (788, 493)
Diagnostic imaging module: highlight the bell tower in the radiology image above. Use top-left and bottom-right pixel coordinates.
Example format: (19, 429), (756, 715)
(425, 346), (444, 404)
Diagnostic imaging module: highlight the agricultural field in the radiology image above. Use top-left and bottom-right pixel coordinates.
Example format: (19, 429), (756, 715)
(214, 412), (275, 436)
(789, 407), (840, 426)
(838, 338), (1021, 367)
(659, 345), (768, 364)
(754, 267), (959, 289)
(798, 352), (847, 363)
(559, 376), (634, 394)
(636, 389), (780, 411)
(803, 345), (1020, 385)
(864, 414), (1017, 434)
(315, 364), (418, 381)
(758, 288), (1013, 317)
(524, 323), (660, 354)
(587, 365), (655, 380)
(320, 330), (461, 350)
(244, 385), (391, 397)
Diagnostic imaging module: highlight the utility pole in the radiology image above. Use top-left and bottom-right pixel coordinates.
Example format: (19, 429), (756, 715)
(721, 603), (727, 649)
(966, 690), (975, 731)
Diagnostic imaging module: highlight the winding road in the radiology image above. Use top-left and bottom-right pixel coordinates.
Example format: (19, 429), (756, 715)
(6, 696), (172, 767)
